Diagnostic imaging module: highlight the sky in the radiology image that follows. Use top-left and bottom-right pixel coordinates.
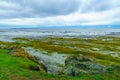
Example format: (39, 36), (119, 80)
(0, 0), (120, 27)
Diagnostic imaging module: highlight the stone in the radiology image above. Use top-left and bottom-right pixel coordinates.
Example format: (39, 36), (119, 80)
(63, 66), (80, 76)
(62, 54), (106, 76)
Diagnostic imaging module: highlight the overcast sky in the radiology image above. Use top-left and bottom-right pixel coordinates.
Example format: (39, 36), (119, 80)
(0, 0), (120, 26)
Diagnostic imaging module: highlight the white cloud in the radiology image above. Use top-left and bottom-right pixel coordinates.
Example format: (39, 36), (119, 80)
(0, 0), (120, 26)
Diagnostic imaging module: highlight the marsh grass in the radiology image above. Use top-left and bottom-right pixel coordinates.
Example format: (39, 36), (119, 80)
(0, 36), (120, 80)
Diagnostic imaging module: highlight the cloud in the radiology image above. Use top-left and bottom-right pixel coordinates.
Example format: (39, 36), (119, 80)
(0, 0), (79, 18)
(79, 0), (120, 13)
(0, 0), (120, 26)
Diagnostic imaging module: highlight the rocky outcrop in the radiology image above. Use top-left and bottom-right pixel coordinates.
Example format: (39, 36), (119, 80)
(9, 46), (106, 76)
(60, 54), (106, 76)
(24, 47), (68, 74)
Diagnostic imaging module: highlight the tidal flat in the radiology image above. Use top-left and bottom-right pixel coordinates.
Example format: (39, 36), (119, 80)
(0, 28), (120, 80)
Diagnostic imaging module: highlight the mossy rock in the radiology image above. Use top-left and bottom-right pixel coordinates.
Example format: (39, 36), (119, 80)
(62, 54), (106, 76)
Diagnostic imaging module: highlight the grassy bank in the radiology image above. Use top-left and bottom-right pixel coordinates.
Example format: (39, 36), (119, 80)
(0, 36), (120, 80)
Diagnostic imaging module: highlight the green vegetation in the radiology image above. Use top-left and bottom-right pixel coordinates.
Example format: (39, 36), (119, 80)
(0, 49), (84, 80)
(0, 36), (120, 80)
(13, 36), (120, 65)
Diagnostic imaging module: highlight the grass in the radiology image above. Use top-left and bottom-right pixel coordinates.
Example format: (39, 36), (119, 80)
(12, 36), (120, 65)
(0, 36), (120, 80)
(0, 49), (37, 80)
(0, 49), (95, 80)
(0, 49), (107, 80)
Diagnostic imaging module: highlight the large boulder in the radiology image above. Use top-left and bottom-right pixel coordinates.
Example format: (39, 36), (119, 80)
(61, 54), (106, 76)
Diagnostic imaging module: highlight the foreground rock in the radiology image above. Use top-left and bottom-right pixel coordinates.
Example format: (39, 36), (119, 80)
(60, 54), (106, 76)
(10, 46), (106, 76)
(24, 47), (106, 76)
(24, 47), (68, 74)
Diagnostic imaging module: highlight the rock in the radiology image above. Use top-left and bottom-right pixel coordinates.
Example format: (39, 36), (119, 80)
(62, 66), (80, 76)
(92, 48), (100, 51)
(24, 47), (68, 75)
(76, 62), (105, 74)
(65, 54), (92, 65)
(38, 61), (47, 72)
(62, 54), (105, 76)
(47, 65), (61, 74)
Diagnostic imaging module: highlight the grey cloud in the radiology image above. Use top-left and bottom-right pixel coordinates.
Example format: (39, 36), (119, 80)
(0, 0), (79, 18)
(80, 0), (120, 13)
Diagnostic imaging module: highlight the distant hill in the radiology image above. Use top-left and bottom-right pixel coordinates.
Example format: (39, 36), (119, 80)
(0, 25), (120, 29)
